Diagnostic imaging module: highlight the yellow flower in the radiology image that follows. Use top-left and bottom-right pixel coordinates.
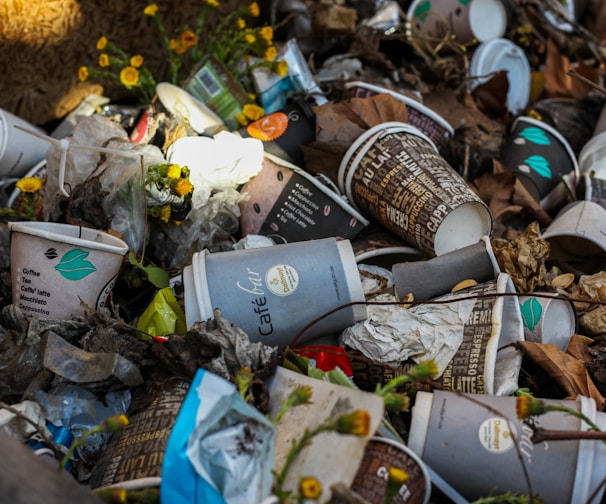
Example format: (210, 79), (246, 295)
(243, 103), (265, 121)
(259, 26), (273, 42)
(96, 36), (107, 50)
(144, 3), (159, 16)
(236, 17), (246, 30)
(78, 66), (89, 82)
(383, 392), (411, 413)
(92, 487), (127, 503)
(206, 0), (219, 6)
(236, 112), (248, 126)
(247, 92), (256, 101)
(120, 66), (140, 86)
(16, 177), (43, 193)
(98, 53), (110, 68)
(245, 33), (256, 44)
(273, 60), (289, 78)
(159, 205), (171, 223)
(388, 467), (409, 486)
(174, 178), (194, 196)
(299, 477), (322, 500)
(288, 385), (313, 407)
(516, 395), (547, 420)
(170, 38), (187, 55)
(166, 164), (182, 179)
(335, 410), (370, 436)
(249, 1), (260, 17)
(100, 414), (129, 433)
(130, 55), (144, 68)
(409, 359), (439, 380)
(264, 45), (277, 62)
(181, 30), (198, 48)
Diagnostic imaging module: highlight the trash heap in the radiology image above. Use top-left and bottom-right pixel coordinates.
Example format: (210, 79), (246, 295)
(1, 1), (606, 503)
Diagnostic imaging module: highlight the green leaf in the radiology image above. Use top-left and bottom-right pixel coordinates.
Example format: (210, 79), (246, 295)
(54, 249), (96, 281)
(524, 155), (552, 179)
(128, 252), (169, 289)
(520, 298), (542, 331)
(518, 127), (551, 145)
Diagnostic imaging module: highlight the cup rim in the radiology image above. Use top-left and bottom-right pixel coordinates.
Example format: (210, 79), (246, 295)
(8, 221), (129, 255)
(578, 130), (606, 175)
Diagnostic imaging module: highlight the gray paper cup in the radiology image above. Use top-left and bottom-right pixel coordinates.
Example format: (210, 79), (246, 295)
(183, 237), (367, 347)
(392, 235), (500, 301)
(408, 390), (606, 503)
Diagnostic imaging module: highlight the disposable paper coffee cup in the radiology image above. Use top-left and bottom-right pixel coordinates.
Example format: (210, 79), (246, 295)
(499, 116), (579, 207)
(579, 130), (606, 179)
(183, 237), (367, 347)
(392, 235), (500, 301)
(351, 227), (426, 268)
(0, 108), (50, 177)
(585, 173), (606, 208)
(344, 81), (454, 155)
(89, 377), (191, 491)
(408, 390), (606, 503)
(156, 82), (226, 135)
(338, 121), (493, 257)
(239, 154), (369, 244)
(9, 221), (129, 320)
(541, 200), (606, 263)
(350, 437), (431, 504)
(469, 38), (531, 114)
(407, 0), (507, 45)
(518, 294), (578, 350)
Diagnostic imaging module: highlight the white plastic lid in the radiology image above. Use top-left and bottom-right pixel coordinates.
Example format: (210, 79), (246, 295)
(469, 38), (531, 114)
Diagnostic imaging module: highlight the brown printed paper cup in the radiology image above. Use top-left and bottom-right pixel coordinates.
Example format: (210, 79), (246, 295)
(9, 221), (129, 320)
(518, 294), (577, 350)
(408, 390), (606, 503)
(183, 237), (367, 348)
(338, 121), (493, 257)
(239, 154), (368, 244)
(498, 116), (579, 208)
(350, 437), (431, 504)
(344, 82), (454, 156)
(89, 377), (191, 490)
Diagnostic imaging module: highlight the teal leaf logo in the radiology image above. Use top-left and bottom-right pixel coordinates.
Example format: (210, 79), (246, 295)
(459, 0), (471, 5)
(518, 127), (551, 146)
(524, 155), (552, 179)
(520, 298), (542, 331)
(414, 0), (431, 21)
(55, 249), (96, 281)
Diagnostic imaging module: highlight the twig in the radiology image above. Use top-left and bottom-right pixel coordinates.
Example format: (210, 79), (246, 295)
(567, 68), (606, 96)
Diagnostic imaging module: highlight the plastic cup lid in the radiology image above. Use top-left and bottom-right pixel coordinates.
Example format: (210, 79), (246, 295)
(469, 38), (531, 114)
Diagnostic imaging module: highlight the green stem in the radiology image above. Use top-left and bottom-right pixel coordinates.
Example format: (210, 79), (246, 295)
(59, 426), (102, 471)
(546, 405), (601, 432)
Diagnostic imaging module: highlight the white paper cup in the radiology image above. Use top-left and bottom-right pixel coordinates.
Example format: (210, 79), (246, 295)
(469, 38), (531, 114)
(579, 130), (606, 179)
(518, 294), (577, 350)
(407, 0), (507, 45)
(541, 200), (606, 261)
(0, 108), (50, 178)
(408, 390), (606, 503)
(183, 237), (367, 347)
(9, 221), (129, 320)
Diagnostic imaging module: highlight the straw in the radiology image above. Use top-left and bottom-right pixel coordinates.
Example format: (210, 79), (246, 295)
(13, 124), (144, 197)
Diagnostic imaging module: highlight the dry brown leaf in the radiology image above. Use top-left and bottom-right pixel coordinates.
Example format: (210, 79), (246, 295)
(472, 169), (517, 221)
(518, 340), (606, 407)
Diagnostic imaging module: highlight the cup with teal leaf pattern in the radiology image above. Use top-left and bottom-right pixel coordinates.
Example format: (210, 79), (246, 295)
(518, 293), (577, 350)
(498, 116), (579, 209)
(8, 221), (128, 320)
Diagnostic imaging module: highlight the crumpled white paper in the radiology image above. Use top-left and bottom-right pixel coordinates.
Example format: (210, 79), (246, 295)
(167, 131), (264, 210)
(340, 292), (476, 373)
